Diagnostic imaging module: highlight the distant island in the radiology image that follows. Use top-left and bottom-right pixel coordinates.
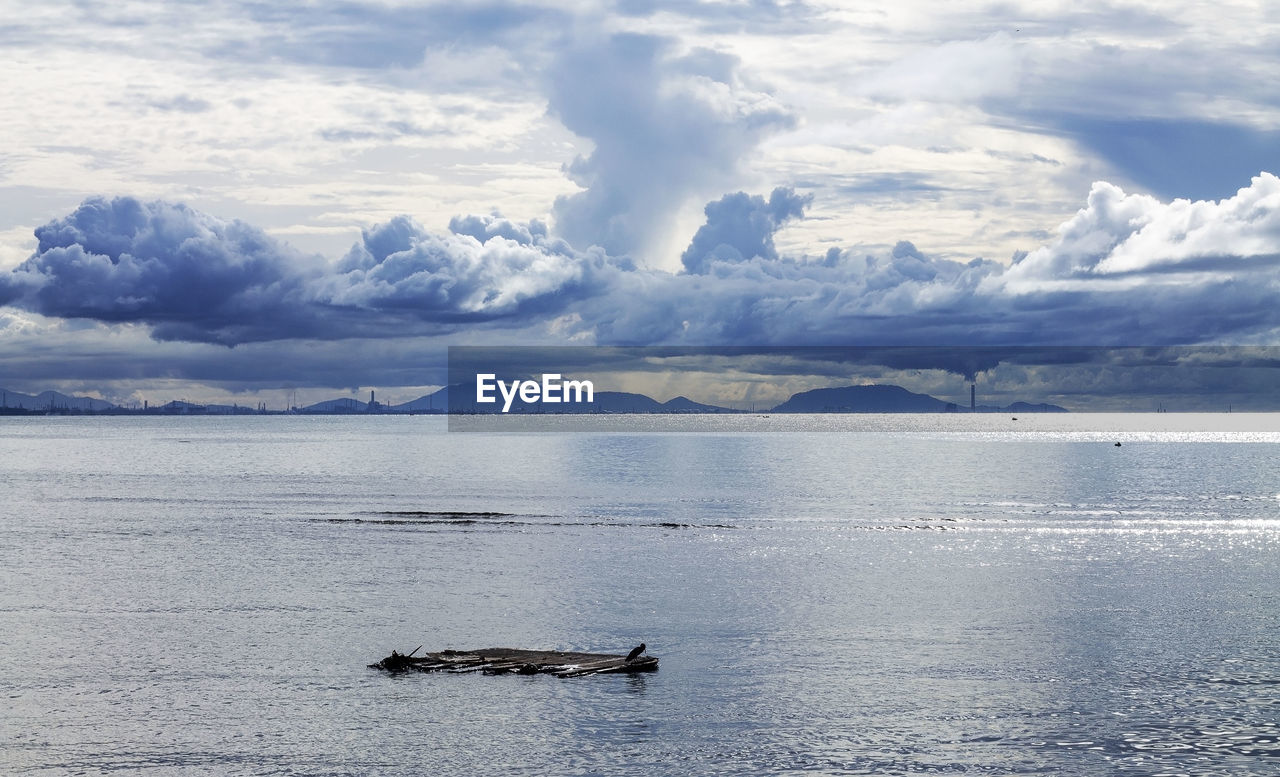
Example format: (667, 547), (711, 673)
(0, 384), (1067, 415)
(771, 384), (1067, 414)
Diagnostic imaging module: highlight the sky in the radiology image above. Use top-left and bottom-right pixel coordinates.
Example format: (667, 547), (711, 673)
(0, 0), (1278, 408)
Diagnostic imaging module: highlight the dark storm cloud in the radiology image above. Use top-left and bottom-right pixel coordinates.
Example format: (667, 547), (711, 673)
(1, 197), (320, 345)
(547, 33), (795, 259)
(0, 197), (614, 344)
(4, 173), (1280, 363)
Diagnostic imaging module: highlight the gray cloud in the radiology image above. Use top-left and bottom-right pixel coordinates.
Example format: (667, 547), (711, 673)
(217, 1), (569, 72)
(576, 242), (1006, 346)
(147, 95), (213, 113)
(447, 212), (551, 246)
(853, 18), (1280, 203)
(615, 0), (821, 33)
(1031, 117), (1280, 202)
(681, 187), (810, 273)
(319, 213), (619, 325)
(547, 33), (795, 260)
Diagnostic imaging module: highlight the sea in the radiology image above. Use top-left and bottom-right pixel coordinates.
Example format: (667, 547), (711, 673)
(3, 414), (1279, 776)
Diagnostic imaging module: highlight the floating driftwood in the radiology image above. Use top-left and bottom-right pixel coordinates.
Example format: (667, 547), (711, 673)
(369, 646), (658, 678)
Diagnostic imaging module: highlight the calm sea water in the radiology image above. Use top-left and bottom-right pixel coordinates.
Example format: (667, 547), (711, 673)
(3, 414), (1280, 775)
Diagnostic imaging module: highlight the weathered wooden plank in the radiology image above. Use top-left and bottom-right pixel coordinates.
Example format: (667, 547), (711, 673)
(369, 646), (657, 677)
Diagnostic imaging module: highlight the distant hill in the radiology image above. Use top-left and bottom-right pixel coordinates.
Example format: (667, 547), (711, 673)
(771, 384), (950, 412)
(659, 395), (732, 413)
(391, 386), (450, 413)
(575, 390), (663, 413)
(587, 392), (734, 413)
(0, 388), (116, 412)
(771, 384), (1067, 413)
(0, 383), (1064, 416)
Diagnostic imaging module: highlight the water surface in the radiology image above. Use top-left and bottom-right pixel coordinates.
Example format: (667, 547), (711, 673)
(3, 414), (1279, 775)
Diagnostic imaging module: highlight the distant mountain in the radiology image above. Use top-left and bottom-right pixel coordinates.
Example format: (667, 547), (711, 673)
(771, 384), (951, 413)
(0, 388), (116, 411)
(574, 390), (663, 413)
(293, 385), (452, 413)
(660, 395), (732, 413)
(303, 383), (1066, 415)
(391, 386), (450, 413)
(0, 383), (1064, 416)
(771, 384), (1068, 413)
(582, 392), (734, 413)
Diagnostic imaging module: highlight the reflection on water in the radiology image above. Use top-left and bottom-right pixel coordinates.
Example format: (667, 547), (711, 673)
(3, 415), (1279, 775)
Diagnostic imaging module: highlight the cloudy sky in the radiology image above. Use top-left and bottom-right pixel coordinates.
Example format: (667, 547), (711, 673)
(0, 0), (1278, 407)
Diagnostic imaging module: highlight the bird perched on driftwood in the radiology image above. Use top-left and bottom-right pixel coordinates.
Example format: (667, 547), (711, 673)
(626, 643), (646, 663)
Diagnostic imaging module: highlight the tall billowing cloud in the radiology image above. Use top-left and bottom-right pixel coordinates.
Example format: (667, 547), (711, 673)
(4, 175), (1280, 353)
(681, 187), (810, 273)
(547, 34), (794, 261)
